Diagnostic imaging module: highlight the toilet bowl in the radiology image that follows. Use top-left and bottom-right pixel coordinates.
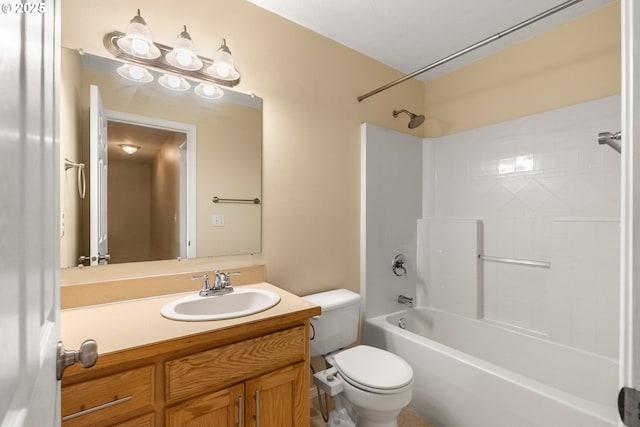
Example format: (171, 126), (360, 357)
(304, 290), (414, 427)
(332, 345), (413, 427)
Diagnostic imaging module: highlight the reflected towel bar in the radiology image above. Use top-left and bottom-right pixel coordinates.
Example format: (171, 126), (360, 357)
(212, 196), (261, 204)
(478, 255), (550, 269)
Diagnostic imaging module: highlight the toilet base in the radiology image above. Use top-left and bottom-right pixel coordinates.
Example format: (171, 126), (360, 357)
(332, 392), (401, 427)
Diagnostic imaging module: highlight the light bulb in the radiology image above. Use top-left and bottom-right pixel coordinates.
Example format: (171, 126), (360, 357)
(202, 84), (215, 96)
(167, 75), (181, 89)
(215, 64), (230, 78)
(128, 66), (145, 80)
(176, 51), (192, 67)
(131, 38), (150, 55)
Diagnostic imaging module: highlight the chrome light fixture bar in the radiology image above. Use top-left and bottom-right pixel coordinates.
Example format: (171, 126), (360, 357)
(104, 31), (241, 88)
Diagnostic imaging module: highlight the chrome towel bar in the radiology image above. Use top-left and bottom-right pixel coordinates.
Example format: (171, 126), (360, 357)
(478, 255), (550, 269)
(212, 196), (261, 204)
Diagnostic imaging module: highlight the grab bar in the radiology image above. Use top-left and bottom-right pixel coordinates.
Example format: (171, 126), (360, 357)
(212, 196), (261, 204)
(478, 255), (550, 269)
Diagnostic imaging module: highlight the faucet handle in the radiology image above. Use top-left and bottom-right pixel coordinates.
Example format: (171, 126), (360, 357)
(192, 274), (210, 282)
(193, 274), (212, 296)
(216, 271), (240, 289)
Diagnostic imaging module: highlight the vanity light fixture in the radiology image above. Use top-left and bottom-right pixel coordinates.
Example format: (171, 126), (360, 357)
(158, 74), (191, 91)
(104, 11), (241, 88)
(165, 26), (203, 71)
(119, 144), (140, 154)
(116, 64), (153, 83)
(116, 9), (161, 59)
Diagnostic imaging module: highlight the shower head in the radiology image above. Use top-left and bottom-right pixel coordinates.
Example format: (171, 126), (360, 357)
(393, 109), (425, 129)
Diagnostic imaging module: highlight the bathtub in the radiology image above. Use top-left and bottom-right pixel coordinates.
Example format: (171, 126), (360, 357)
(363, 307), (618, 427)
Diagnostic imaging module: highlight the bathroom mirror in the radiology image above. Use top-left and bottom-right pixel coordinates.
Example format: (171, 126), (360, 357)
(60, 48), (262, 268)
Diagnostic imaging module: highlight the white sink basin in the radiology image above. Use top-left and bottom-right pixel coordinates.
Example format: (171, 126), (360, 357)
(161, 288), (281, 321)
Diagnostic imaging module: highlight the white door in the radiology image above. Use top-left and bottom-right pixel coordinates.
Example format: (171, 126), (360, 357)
(620, 1), (640, 426)
(89, 85), (109, 266)
(0, 1), (61, 426)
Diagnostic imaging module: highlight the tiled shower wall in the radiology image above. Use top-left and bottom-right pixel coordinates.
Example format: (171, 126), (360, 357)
(423, 95), (621, 358)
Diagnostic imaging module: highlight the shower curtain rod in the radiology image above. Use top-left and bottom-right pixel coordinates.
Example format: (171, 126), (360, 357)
(357, 0), (583, 102)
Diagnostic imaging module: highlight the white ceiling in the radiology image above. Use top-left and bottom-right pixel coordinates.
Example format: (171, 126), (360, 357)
(246, 0), (614, 82)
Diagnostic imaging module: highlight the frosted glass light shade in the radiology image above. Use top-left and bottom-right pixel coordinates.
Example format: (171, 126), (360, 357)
(116, 10), (160, 59)
(166, 26), (203, 71)
(194, 83), (224, 100)
(119, 144), (140, 154)
(158, 74), (191, 91)
(116, 64), (153, 83)
(206, 39), (240, 81)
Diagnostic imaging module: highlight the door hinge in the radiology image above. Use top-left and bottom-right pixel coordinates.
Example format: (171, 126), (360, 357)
(619, 387), (640, 426)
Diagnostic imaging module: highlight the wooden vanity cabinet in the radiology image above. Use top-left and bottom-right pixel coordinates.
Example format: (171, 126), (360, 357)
(165, 326), (307, 426)
(61, 320), (313, 427)
(165, 362), (305, 427)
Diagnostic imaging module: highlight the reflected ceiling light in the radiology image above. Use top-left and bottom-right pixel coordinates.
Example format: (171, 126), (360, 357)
(158, 74), (191, 91)
(194, 83), (224, 100)
(206, 39), (240, 81)
(119, 144), (140, 154)
(165, 26), (203, 71)
(116, 64), (153, 83)
(116, 9), (161, 59)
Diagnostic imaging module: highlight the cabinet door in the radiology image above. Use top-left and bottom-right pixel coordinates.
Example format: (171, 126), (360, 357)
(166, 383), (244, 427)
(246, 363), (307, 427)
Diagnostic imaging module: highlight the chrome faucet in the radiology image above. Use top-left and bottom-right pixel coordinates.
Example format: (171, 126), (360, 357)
(193, 271), (240, 296)
(397, 295), (414, 307)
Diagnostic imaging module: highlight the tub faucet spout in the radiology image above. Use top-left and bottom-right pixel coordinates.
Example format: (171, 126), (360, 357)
(398, 295), (414, 307)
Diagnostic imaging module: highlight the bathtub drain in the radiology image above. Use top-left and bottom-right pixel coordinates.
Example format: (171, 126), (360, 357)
(398, 318), (407, 329)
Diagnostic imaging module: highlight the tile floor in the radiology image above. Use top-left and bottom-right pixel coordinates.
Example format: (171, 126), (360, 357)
(310, 394), (432, 427)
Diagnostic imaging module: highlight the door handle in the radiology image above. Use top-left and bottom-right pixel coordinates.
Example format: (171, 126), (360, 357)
(56, 339), (98, 380)
(254, 390), (260, 427)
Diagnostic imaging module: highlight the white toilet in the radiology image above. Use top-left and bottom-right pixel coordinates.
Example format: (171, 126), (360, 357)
(304, 289), (413, 427)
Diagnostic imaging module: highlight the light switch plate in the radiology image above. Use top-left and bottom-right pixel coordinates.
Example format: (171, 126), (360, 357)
(212, 214), (225, 227)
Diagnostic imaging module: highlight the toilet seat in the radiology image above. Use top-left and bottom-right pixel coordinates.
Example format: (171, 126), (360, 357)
(333, 345), (413, 394)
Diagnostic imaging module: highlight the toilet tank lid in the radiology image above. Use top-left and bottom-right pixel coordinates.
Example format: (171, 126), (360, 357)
(303, 289), (360, 311)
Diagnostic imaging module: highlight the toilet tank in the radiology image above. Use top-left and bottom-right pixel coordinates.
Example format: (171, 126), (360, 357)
(303, 289), (361, 357)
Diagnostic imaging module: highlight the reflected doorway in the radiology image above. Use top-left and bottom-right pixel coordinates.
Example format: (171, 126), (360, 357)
(105, 120), (192, 264)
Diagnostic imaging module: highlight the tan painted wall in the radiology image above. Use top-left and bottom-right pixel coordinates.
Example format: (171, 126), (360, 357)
(60, 0), (620, 299)
(424, 1), (621, 137)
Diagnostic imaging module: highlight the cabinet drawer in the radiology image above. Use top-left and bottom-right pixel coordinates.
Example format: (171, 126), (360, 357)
(62, 365), (154, 427)
(166, 326), (305, 402)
